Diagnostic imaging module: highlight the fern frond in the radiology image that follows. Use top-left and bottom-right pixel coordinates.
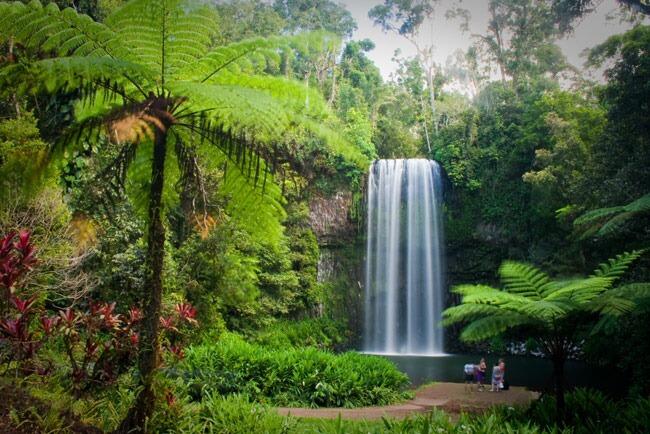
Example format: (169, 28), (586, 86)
(607, 283), (650, 299)
(574, 193), (650, 238)
(591, 250), (645, 280)
(499, 261), (553, 300)
(106, 0), (218, 82)
(544, 277), (613, 305)
(0, 57), (155, 96)
(459, 288), (530, 307)
(442, 304), (505, 326)
(573, 206), (624, 226)
(177, 37), (278, 83)
(194, 141), (285, 245)
(451, 284), (500, 296)
(0, 0), (126, 58)
(207, 73), (329, 120)
(171, 81), (299, 142)
(459, 313), (536, 342)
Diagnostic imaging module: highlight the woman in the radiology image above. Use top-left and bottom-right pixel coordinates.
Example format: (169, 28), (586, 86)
(498, 358), (507, 390)
(491, 361), (503, 392)
(476, 358), (487, 391)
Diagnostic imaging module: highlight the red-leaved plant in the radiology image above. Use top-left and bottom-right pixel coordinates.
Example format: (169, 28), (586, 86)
(0, 230), (198, 397)
(59, 301), (141, 393)
(0, 231), (49, 372)
(160, 302), (199, 361)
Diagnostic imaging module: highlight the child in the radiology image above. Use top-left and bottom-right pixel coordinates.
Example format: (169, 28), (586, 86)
(476, 358), (487, 391)
(491, 362), (503, 392)
(463, 363), (476, 392)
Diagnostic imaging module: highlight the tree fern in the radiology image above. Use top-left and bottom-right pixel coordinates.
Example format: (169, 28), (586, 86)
(574, 193), (650, 238)
(0, 1), (367, 429)
(443, 251), (648, 423)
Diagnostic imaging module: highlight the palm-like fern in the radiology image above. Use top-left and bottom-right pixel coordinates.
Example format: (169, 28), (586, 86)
(573, 193), (650, 239)
(443, 250), (648, 421)
(0, 1), (366, 431)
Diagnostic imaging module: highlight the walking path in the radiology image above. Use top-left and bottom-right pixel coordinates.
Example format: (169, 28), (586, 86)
(277, 382), (539, 420)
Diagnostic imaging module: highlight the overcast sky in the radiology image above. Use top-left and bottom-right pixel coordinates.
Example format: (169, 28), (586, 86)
(340, 0), (642, 81)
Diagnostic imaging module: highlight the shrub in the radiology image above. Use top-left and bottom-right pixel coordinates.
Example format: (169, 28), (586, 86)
(527, 388), (650, 434)
(176, 333), (410, 408)
(253, 317), (347, 350)
(196, 393), (295, 434)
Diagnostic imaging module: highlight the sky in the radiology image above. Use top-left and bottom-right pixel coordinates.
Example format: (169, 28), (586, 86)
(339, 0), (642, 82)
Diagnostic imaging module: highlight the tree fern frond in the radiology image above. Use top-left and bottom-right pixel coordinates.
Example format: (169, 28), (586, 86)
(171, 81), (296, 142)
(178, 37), (277, 83)
(544, 277), (613, 304)
(499, 261), (553, 299)
(442, 304), (505, 326)
(0, 0), (126, 58)
(207, 73), (329, 120)
(607, 283), (650, 299)
(459, 313), (536, 342)
(106, 0), (218, 82)
(515, 300), (568, 321)
(190, 138), (286, 245)
(595, 211), (634, 237)
(574, 193), (650, 238)
(591, 250), (645, 280)
(585, 295), (636, 317)
(573, 205), (624, 226)
(460, 288), (531, 307)
(0, 56), (155, 96)
(451, 284), (500, 296)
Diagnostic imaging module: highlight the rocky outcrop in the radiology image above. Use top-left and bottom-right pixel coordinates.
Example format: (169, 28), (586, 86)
(308, 191), (358, 247)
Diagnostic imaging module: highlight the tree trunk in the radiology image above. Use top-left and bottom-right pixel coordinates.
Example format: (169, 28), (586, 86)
(115, 126), (168, 433)
(552, 354), (566, 426)
(426, 66), (438, 136)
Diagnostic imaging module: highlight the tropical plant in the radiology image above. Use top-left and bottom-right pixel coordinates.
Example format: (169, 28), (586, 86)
(442, 250), (649, 423)
(178, 333), (410, 408)
(573, 193), (650, 239)
(0, 0), (365, 430)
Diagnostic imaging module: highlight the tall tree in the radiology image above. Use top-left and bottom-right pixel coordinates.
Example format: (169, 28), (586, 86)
(0, 0), (364, 430)
(273, 0), (357, 38)
(476, 0), (570, 86)
(369, 0), (440, 143)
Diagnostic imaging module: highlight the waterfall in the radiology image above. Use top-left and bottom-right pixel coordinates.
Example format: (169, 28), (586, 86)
(364, 159), (445, 355)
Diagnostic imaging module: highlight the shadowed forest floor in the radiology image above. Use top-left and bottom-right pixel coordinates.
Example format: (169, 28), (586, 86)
(277, 382), (539, 420)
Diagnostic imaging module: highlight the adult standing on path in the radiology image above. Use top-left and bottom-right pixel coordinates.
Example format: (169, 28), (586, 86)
(477, 358), (487, 391)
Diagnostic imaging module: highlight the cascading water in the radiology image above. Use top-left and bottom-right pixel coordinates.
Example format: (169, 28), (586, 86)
(364, 159), (445, 355)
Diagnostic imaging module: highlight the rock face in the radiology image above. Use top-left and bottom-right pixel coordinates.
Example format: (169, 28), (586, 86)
(308, 191), (364, 345)
(308, 192), (357, 247)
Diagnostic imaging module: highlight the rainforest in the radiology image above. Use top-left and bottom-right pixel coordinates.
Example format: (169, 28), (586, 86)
(0, 0), (649, 433)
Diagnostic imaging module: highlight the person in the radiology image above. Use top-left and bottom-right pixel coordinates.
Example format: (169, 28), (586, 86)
(476, 358), (487, 391)
(498, 358), (508, 390)
(491, 361), (503, 392)
(463, 362), (476, 392)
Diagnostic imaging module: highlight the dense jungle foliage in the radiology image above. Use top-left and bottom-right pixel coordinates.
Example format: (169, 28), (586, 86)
(0, 0), (649, 432)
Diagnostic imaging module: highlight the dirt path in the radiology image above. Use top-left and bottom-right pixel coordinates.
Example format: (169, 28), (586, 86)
(277, 382), (539, 420)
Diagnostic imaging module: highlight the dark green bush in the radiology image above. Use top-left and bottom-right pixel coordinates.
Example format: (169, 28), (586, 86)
(253, 317), (348, 350)
(177, 333), (410, 408)
(527, 388), (650, 434)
